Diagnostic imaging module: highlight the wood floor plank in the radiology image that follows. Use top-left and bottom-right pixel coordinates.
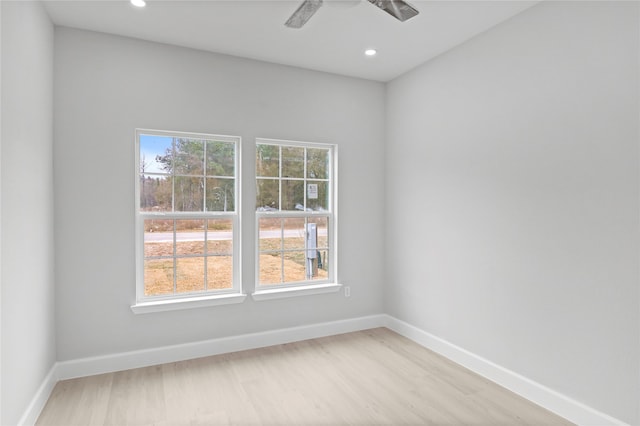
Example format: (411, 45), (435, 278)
(36, 328), (573, 426)
(102, 364), (166, 426)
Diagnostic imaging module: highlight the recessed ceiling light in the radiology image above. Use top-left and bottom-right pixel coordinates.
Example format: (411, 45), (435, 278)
(131, 0), (146, 7)
(365, 49), (377, 57)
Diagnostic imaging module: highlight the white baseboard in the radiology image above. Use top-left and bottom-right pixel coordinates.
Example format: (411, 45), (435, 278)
(17, 365), (58, 426)
(383, 315), (628, 426)
(55, 314), (386, 380)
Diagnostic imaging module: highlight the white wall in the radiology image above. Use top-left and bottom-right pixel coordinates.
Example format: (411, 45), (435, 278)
(386, 1), (639, 424)
(1, 2), (56, 425)
(1, 3), (3, 423)
(1, 2), (3, 422)
(53, 28), (386, 361)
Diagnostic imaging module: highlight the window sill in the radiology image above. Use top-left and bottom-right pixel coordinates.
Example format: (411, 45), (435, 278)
(252, 283), (342, 301)
(131, 292), (247, 314)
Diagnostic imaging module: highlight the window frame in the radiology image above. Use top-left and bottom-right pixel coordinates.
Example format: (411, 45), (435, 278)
(254, 138), (340, 300)
(132, 129), (244, 313)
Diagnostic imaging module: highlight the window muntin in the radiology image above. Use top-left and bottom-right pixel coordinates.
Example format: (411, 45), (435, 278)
(256, 139), (335, 289)
(136, 130), (240, 302)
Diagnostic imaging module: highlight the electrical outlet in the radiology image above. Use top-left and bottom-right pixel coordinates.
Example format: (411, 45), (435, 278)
(344, 286), (351, 297)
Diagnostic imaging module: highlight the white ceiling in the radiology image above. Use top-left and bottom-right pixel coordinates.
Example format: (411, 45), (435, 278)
(43, 0), (538, 82)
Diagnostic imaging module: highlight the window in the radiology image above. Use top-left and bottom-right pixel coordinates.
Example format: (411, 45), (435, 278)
(133, 129), (243, 313)
(255, 139), (338, 297)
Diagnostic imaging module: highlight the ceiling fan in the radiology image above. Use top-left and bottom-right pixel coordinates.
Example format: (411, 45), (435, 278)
(285, 0), (419, 29)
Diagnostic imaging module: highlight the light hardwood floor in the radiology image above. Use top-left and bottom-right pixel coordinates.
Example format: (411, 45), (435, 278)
(36, 328), (573, 425)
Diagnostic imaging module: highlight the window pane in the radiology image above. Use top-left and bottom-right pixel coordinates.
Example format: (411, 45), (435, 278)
(206, 141), (235, 177)
(307, 148), (329, 179)
(283, 251), (307, 283)
(175, 220), (204, 256)
(207, 219), (233, 255)
(256, 179), (279, 211)
(306, 181), (328, 211)
(284, 218), (305, 250)
(259, 218), (282, 252)
(309, 216), (328, 249)
(176, 257), (205, 293)
(282, 146), (304, 178)
(140, 134), (172, 175)
(144, 259), (174, 296)
(174, 139), (205, 176)
(140, 175), (172, 212)
(311, 249), (329, 281)
(174, 176), (204, 211)
(207, 256), (233, 290)
(282, 180), (304, 211)
(206, 178), (235, 212)
(256, 144), (279, 177)
(259, 253), (282, 285)
(144, 219), (174, 257)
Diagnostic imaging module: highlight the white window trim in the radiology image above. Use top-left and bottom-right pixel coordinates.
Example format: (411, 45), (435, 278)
(252, 283), (342, 301)
(132, 129), (243, 314)
(131, 293), (247, 314)
(253, 138), (339, 300)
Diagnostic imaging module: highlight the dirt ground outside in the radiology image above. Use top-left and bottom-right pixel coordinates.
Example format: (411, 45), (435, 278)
(144, 239), (328, 296)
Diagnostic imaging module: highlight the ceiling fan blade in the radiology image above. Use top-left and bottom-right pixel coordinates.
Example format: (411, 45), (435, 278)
(285, 0), (323, 29)
(367, 0), (419, 22)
